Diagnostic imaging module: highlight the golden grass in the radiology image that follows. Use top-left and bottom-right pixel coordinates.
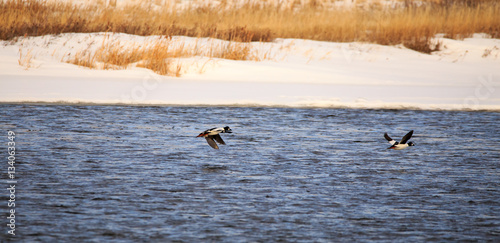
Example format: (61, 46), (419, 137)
(65, 36), (264, 76)
(2, 0), (499, 54)
(18, 47), (34, 70)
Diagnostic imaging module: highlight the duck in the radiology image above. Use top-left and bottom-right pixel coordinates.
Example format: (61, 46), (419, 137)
(197, 126), (232, 149)
(384, 130), (415, 150)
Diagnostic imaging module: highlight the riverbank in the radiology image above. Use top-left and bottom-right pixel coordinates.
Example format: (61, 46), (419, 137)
(1, 32), (499, 110)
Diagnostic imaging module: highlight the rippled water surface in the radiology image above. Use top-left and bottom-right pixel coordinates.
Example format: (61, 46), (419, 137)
(1, 104), (499, 242)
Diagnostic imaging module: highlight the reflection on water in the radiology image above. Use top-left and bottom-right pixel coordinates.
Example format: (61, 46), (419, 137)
(1, 104), (499, 241)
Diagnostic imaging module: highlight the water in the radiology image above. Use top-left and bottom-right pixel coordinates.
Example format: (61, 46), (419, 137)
(1, 104), (499, 242)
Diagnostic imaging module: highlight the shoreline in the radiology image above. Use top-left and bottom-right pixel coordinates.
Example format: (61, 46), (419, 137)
(2, 101), (499, 112)
(1, 33), (499, 112)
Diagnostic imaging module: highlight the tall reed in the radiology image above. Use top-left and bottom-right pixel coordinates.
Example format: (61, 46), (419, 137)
(1, 0), (499, 53)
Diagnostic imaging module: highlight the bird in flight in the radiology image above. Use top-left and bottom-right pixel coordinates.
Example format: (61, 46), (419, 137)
(384, 130), (415, 150)
(197, 126), (232, 149)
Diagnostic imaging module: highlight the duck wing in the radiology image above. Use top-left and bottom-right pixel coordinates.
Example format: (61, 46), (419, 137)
(212, 134), (226, 145)
(400, 130), (414, 144)
(384, 133), (397, 145)
(205, 136), (219, 149)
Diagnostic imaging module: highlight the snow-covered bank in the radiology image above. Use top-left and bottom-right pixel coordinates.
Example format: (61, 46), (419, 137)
(1, 33), (499, 110)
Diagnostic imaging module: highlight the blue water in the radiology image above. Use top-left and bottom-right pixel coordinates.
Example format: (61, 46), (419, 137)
(1, 104), (499, 242)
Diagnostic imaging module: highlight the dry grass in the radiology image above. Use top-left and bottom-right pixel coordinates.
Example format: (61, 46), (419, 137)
(18, 35), (36, 70)
(65, 36), (263, 76)
(2, 0), (499, 54)
(18, 47), (34, 70)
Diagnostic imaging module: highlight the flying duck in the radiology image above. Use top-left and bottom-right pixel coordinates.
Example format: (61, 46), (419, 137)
(384, 130), (415, 150)
(197, 126), (232, 149)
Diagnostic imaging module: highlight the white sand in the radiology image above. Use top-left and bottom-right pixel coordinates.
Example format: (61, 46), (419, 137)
(1, 32), (499, 110)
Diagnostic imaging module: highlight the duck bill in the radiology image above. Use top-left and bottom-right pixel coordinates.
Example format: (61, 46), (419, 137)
(196, 133), (205, 137)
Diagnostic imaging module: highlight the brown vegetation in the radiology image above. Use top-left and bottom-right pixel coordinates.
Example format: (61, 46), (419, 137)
(2, 0), (499, 53)
(65, 36), (263, 76)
